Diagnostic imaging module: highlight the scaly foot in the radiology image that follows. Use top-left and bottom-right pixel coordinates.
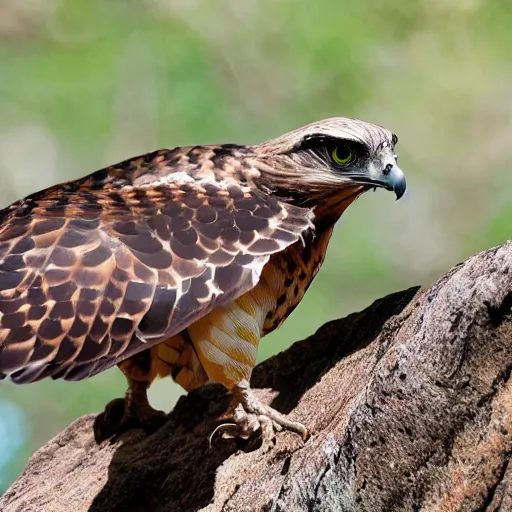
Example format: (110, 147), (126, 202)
(211, 379), (309, 444)
(93, 380), (167, 443)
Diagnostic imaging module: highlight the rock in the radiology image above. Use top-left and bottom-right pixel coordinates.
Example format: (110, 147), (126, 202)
(2, 242), (511, 512)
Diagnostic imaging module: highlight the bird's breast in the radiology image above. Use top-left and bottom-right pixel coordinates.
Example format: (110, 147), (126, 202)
(258, 224), (335, 335)
(154, 224), (335, 389)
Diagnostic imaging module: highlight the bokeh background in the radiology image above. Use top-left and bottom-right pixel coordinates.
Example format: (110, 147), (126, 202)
(0, 0), (511, 490)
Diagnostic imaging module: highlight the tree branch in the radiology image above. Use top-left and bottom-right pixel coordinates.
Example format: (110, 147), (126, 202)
(2, 242), (511, 512)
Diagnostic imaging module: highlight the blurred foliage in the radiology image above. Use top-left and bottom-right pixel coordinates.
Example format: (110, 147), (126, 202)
(0, 0), (511, 490)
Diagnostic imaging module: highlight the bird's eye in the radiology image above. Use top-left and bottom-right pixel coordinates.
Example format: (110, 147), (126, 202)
(331, 145), (355, 165)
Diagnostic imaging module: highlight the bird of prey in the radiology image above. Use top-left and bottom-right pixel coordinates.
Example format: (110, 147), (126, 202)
(0, 117), (405, 440)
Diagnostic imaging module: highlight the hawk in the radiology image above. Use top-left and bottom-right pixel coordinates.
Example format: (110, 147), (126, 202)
(0, 117), (405, 440)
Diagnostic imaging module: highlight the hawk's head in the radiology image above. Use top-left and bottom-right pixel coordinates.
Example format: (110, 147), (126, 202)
(251, 117), (406, 217)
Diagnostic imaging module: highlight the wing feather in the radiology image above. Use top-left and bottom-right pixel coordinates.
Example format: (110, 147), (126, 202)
(0, 166), (313, 383)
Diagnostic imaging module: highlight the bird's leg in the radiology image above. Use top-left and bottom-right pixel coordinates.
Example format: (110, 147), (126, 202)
(94, 348), (167, 442)
(213, 379), (309, 443)
(187, 293), (310, 444)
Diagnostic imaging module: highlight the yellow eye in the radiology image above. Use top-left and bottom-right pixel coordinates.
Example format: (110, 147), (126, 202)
(332, 145), (355, 165)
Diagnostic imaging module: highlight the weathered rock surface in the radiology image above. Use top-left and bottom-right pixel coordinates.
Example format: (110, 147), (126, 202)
(2, 242), (511, 512)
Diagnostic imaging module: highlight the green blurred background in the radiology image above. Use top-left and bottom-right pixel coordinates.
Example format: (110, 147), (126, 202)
(0, 0), (511, 491)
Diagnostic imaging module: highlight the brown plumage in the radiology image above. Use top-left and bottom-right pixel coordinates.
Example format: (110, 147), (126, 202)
(0, 117), (405, 440)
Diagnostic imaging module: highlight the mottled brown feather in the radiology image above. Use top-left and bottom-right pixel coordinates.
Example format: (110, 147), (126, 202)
(0, 148), (314, 383)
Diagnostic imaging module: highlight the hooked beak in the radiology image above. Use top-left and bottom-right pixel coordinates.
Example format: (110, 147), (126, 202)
(380, 163), (406, 200)
(350, 163), (406, 200)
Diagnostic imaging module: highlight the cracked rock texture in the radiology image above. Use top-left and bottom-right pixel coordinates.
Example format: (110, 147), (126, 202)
(1, 242), (511, 512)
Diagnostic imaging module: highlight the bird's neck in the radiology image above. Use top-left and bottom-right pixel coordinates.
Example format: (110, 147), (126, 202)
(305, 186), (366, 228)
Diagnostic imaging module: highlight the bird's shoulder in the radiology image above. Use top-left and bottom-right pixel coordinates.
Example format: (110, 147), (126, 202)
(0, 144), (264, 230)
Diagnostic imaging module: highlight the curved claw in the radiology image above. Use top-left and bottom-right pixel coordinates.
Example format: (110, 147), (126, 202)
(234, 380), (310, 441)
(209, 422), (239, 447)
(210, 380), (310, 445)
